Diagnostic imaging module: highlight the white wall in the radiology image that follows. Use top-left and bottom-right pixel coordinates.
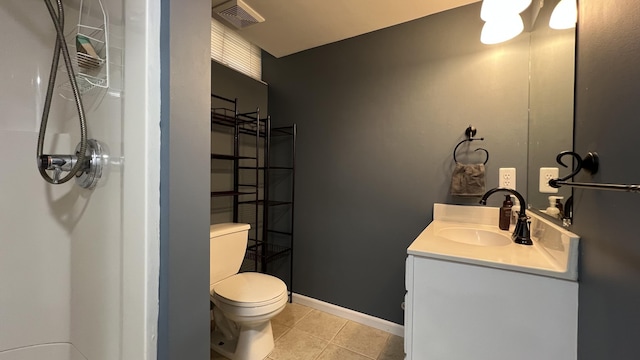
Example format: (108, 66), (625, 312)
(0, 1), (159, 359)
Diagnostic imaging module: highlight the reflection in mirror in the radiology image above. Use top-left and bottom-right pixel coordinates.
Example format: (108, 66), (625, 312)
(527, 0), (575, 221)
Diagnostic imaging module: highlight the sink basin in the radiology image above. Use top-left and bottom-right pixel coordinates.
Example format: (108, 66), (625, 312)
(407, 204), (580, 280)
(436, 227), (512, 246)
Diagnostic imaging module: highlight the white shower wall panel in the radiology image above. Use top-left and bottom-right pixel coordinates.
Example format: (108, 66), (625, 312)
(67, 94), (123, 359)
(0, 343), (87, 360)
(0, 1), (71, 134)
(68, 16), (125, 360)
(0, 0), (125, 359)
(0, 131), (72, 353)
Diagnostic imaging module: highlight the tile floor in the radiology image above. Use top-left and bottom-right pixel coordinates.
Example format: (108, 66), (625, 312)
(211, 302), (405, 360)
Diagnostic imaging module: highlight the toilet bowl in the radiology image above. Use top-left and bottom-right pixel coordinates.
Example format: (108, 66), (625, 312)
(210, 223), (288, 360)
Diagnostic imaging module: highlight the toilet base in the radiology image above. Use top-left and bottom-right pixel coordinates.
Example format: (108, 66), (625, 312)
(211, 320), (275, 360)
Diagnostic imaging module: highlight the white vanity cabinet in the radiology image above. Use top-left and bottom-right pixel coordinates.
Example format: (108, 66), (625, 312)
(404, 254), (578, 360)
(404, 204), (579, 360)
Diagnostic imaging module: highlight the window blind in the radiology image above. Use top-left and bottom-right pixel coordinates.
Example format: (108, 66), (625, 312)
(211, 18), (261, 81)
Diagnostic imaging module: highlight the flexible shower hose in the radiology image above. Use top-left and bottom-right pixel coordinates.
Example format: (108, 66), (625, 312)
(37, 0), (88, 184)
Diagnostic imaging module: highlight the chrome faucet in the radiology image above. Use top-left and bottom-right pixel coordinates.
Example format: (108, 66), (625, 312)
(479, 187), (533, 246)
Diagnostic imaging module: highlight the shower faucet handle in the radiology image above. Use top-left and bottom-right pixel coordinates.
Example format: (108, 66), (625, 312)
(39, 154), (80, 184)
(38, 154), (79, 172)
(53, 166), (62, 183)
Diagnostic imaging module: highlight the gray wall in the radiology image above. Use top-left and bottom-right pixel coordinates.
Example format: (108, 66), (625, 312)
(573, 0), (640, 358)
(158, 0), (212, 358)
(263, 3), (530, 324)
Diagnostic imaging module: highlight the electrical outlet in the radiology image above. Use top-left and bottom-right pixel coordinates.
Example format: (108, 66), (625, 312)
(539, 167), (559, 193)
(499, 168), (516, 189)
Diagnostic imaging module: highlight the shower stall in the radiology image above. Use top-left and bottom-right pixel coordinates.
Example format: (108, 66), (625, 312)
(0, 0), (160, 359)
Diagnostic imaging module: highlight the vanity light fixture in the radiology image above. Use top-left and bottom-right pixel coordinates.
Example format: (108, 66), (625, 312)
(480, 0), (531, 45)
(549, 0), (577, 30)
(481, 13), (525, 45)
(480, 0), (532, 21)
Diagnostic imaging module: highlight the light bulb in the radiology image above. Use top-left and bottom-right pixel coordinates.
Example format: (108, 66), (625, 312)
(481, 14), (525, 44)
(481, 0), (533, 21)
(550, 0), (577, 30)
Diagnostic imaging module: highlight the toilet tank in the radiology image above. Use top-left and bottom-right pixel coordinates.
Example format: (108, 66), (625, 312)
(210, 223), (250, 285)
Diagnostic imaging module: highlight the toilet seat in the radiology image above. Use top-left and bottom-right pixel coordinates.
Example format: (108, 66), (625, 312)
(211, 273), (287, 316)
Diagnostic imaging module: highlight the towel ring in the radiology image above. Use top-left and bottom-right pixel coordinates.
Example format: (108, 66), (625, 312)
(453, 139), (489, 165)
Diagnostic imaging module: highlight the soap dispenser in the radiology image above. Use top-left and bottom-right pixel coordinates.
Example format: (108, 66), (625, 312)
(499, 195), (513, 230)
(510, 195), (520, 226)
(546, 196), (560, 219)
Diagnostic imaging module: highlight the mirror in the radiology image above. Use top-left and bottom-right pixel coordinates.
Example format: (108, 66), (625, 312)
(526, 0), (576, 218)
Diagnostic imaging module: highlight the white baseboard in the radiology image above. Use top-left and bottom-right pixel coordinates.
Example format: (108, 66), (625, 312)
(291, 293), (404, 337)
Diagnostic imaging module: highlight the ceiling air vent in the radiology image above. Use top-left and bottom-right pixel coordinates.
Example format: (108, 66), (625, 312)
(212, 0), (265, 29)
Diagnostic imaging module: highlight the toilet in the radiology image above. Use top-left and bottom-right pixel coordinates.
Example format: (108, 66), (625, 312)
(210, 223), (288, 360)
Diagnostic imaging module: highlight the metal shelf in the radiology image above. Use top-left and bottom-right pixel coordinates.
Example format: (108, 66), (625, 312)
(210, 93), (295, 302)
(237, 166), (294, 170)
(211, 110), (236, 126)
(211, 190), (257, 197)
(267, 229), (293, 236)
(211, 153), (257, 160)
(261, 123), (296, 301)
(271, 126), (296, 136)
(259, 200), (293, 206)
(245, 242), (292, 263)
(210, 94), (261, 227)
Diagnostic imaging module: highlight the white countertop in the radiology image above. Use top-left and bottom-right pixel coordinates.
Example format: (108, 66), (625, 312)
(407, 203), (579, 281)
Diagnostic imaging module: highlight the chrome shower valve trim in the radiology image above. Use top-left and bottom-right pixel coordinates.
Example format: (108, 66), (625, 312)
(38, 139), (106, 189)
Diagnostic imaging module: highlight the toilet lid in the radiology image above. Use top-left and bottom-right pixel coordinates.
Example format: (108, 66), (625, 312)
(212, 272), (287, 306)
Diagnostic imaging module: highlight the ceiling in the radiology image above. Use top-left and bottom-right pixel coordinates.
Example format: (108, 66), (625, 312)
(211, 0), (482, 58)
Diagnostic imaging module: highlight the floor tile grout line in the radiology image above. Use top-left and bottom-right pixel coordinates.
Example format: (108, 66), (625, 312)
(273, 324), (292, 343)
(326, 320), (391, 360)
(317, 313), (393, 359)
(326, 318), (350, 343)
(335, 338), (386, 360)
(374, 333), (393, 360)
(293, 307), (314, 326)
(288, 309), (349, 360)
(283, 318), (340, 358)
(217, 303), (401, 360)
(339, 321), (391, 360)
(271, 304), (313, 328)
(288, 308), (349, 343)
(327, 342), (377, 360)
(277, 314), (333, 360)
(312, 338), (331, 360)
(269, 327), (329, 360)
(289, 325), (337, 343)
(301, 309), (331, 360)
